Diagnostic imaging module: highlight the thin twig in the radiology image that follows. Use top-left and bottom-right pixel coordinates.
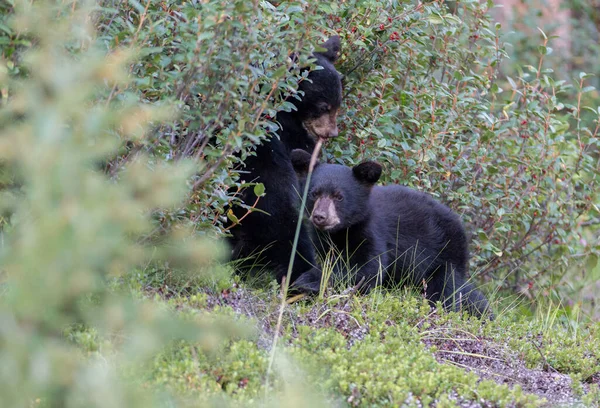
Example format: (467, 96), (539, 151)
(133, 0), (152, 41)
(341, 276), (366, 308)
(222, 195), (262, 232)
(286, 293), (306, 304)
(581, 218), (600, 227)
(192, 145), (232, 189)
(530, 338), (558, 373)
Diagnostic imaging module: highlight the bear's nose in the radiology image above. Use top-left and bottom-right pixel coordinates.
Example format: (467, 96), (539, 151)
(327, 126), (339, 139)
(312, 211), (327, 226)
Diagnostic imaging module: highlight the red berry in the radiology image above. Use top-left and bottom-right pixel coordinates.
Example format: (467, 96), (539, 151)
(379, 23), (385, 30)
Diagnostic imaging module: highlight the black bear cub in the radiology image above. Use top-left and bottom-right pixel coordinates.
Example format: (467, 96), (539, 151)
(228, 37), (343, 284)
(290, 149), (491, 318)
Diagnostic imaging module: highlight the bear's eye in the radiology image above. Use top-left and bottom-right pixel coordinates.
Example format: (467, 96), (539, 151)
(309, 190), (318, 199)
(318, 103), (330, 114)
(333, 193), (343, 201)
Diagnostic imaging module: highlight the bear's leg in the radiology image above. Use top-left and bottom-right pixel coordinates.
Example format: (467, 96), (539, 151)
(263, 221), (317, 284)
(354, 258), (387, 294)
(290, 267), (324, 294)
(456, 282), (493, 319)
(293, 254), (386, 295)
(426, 267), (492, 319)
(231, 215), (317, 285)
(229, 223), (316, 282)
(228, 234), (275, 279)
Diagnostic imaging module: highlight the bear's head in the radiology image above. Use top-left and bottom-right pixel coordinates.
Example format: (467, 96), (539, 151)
(295, 36), (343, 141)
(290, 149), (382, 233)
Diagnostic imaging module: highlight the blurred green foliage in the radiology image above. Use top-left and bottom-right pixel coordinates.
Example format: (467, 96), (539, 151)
(0, 1), (247, 406)
(483, 0), (600, 311)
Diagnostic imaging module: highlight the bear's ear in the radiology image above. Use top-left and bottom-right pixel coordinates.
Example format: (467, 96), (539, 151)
(352, 162), (382, 185)
(315, 35), (341, 63)
(290, 149), (315, 176)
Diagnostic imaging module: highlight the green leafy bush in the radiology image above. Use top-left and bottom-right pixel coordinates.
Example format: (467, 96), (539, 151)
(94, 0), (331, 233)
(85, 0), (600, 308)
(325, 0), (599, 306)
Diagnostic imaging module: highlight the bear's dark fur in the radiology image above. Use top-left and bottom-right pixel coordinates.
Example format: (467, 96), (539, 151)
(290, 149), (491, 318)
(228, 37), (343, 283)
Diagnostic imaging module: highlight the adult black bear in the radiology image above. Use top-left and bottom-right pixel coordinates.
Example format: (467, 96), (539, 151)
(229, 37), (343, 284)
(290, 149), (491, 318)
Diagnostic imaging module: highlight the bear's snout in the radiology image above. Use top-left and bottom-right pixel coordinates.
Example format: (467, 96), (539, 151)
(302, 111), (339, 140)
(310, 196), (341, 231)
(327, 124), (339, 138)
(312, 211), (327, 225)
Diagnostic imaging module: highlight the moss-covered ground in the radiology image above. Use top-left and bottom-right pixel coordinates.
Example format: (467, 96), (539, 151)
(70, 267), (600, 407)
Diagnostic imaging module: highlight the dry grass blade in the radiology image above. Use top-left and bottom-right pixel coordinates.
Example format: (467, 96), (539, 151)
(287, 293), (307, 304)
